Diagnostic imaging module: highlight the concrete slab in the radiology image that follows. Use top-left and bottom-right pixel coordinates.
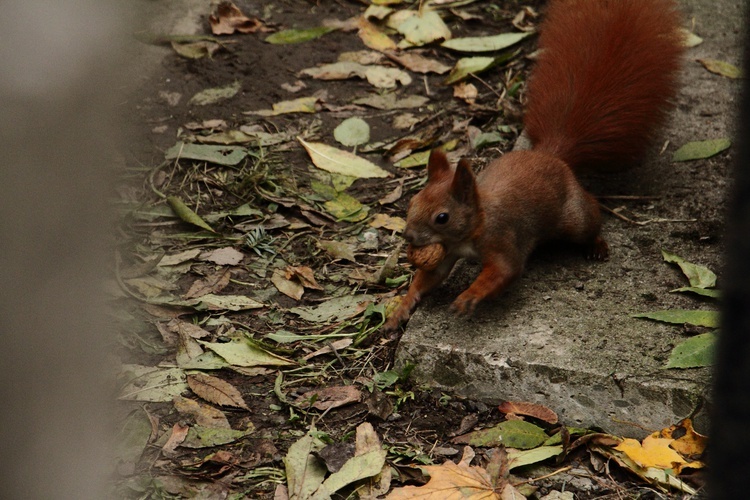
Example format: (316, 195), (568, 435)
(395, 0), (744, 438)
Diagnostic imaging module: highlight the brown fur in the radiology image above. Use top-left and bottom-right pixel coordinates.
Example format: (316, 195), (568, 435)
(383, 0), (683, 332)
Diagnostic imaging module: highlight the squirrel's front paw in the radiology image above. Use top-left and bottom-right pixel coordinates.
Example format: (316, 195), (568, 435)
(450, 292), (480, 316)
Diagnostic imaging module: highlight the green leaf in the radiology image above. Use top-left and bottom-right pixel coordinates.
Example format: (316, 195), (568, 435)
(464, 420), (547, 449)
(441, 31), (533, 52)
(312, 448), (387, 499)
(633, 309), (719, 328)
(188, 81), (241, 105)
(165, 142), (248, 166)
(672, 286), (721, 299)
(181, 425), (254, 448)
(284, 430), (328, 499)
(290, 294), (372, 323)
(334, 117), (371, 147)
(698, 58), (742, 79)
(444, 56), (496, 85)
(661, 250), (717, 288)
(118, 365), (188, 402)
(299, 137), (390, 178)
(507, 445), (563, 470)
(672, 138), (731, 162)
(666, 332), (717, 369)
(117, 409), (152, 464)
(265, 27), (335, 44)
(167, 196), (216, 233)
(200, 336), (295, 368)
(323, 192), (370, 222)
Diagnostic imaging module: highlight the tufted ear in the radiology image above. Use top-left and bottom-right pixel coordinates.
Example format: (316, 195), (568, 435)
(426, 148), (451, 182)
(451, 158), (479, 206)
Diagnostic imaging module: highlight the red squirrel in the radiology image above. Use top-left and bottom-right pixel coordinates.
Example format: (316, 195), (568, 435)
(383, 0), (684, 332)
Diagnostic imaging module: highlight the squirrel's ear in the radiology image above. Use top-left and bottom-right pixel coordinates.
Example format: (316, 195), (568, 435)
(451, 158), (479, 206)
(426, 149), (451, 181)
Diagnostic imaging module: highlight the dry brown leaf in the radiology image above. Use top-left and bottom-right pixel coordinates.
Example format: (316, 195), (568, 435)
(209, 1), (268, 35)
(173, 395), (231, 429)
(453, 82), (478, 104)
(358, 17), (397, 51)
(167, 318), (211, 339)
(497, 400), (558, 425)
(187, 373), (249, 410)
(303, 338), (354, 361)
(184, 268), (232, 299)
(162, 423), (190, 454)
(295, 385), (362, 410)
(379, 182), (404, 205)
(387, 52), (451, 74)
(387, 446), (502, 499)
(286, 266), (324, 290)
(200, 247), (245, 266)
(271, 269), (304, 301)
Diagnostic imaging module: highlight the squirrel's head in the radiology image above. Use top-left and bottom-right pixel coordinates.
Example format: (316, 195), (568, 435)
(403, 149), (481, 248)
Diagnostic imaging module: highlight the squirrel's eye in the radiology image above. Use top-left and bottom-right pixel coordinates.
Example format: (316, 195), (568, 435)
(435, 213), (449, 224)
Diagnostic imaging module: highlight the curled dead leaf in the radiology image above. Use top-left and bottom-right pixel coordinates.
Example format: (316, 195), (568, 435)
(209, 1), (268, 35)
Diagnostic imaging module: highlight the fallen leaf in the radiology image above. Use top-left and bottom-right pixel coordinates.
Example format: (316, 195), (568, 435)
(497, 401), (558, 424)
(369, 213), (406, 232)
(300, 61), (411, 88)
(680, 28), (703, 48)
(287, 266), (324, 290)
(507, 445), (563, 470)
(165, 142), (248, 166)
(167, 196), (217, 233)
(303, 338), (354, 361)
(672, 138), (731, 161)
(454, 82), (478, 104)
(187, 373), (249, 410)
(162, 423), (190, 454)
(290, 294), (371, 323)
(324, 192), (370, 222)
(200, 247), (245, 266)
(265, 27), (335, 44)
(295, 385), (362, 410)
(284, 430), (328, 498)
(181, 425), (254, 448)
(299, 137), (390, 178)
(654, 419), (707, 459)
(118, 365), (188, 402)
(173, 395), (232, 429)
(453, 419), (548, 450)
(353, 93), (429, 110)
(189, 81), (241, 105)
(633, 309), (719, 328)
(184, 268), (232, 299)
(171, 40), (221, 59)
(444, 56), (497, 85)
(200, 336), (295, 367)
(391, 9), (451, 47)
(117, 409), (152, 467)
(442, 31), (533, 52)
(272, 269), (305, 301)
(666, 332), (716, 369)
(616, 436), (686, 469)
(318, 239), (357, 262)
(379, 182), (404, 205)
(185, 293), (264, 312)
(209, 1), (267, 35)
(698, 58), (742, 79)
(388, 52), (451, 74)
(358, 17), (398, 51)
(661, 250), (717, 289)
(387, 446), (499, 499)
(334, 117), (371, 147)
(247, 96), (319, 116)
(159, 249), (201, 267)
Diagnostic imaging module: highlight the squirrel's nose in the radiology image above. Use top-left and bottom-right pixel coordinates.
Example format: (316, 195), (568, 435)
(403, 228), (417, 244)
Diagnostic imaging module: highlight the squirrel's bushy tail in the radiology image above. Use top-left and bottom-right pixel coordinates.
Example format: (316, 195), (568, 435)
(523, 0), (684, 171)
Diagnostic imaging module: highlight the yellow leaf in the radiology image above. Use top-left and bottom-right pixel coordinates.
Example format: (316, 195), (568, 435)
(615, 436), (686, 469)
(369, 213), (406, 232)
(653, 418), (707, 459)
(358, 17), (397, 52)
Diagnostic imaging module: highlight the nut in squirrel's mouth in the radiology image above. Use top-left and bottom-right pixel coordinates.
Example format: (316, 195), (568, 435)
(406, 243), (446, 271)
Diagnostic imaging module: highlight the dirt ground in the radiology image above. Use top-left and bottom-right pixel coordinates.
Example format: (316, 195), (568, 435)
(114, 0), (718, 498)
